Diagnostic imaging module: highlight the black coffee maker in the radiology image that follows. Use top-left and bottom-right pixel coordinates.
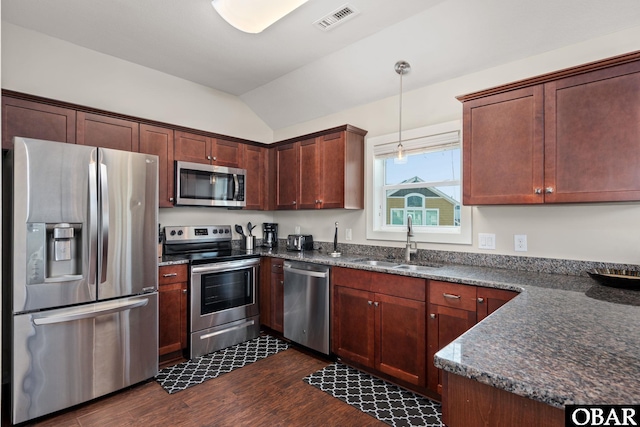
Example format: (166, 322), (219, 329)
(263, 223), (278, 248)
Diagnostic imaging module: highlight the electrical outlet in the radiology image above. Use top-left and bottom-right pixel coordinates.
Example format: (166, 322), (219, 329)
(345, 228), (352, 241)
(514, 234), (527, 252)
(478, 233), (496, 250)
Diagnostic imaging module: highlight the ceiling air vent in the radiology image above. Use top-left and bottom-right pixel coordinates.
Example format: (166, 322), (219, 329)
(314, 5), (360, 31)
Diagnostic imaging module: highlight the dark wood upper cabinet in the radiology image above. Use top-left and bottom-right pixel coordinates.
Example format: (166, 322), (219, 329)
(77, 112), (139, 151)
(459, 51), (640, 205)
(213, 138), (241, 168)
(2, 96), (76, 149)
(139, 124), (175, 208)
(242, 144), (266, 210)
(544, 60), (640, 203)
(273, 127), (365, 210)
(174, 131), (211, 164)
(462, 86), (544, 205)
(174, 131), (241, 167)
(275, 142), (299, 210)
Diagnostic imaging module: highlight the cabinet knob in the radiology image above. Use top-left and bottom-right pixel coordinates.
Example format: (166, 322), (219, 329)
(169, 197), (174, 202)
(292, 201), (297, 205)
(477, 297), (484, 303)
(280, 280), (284, 285)
(368, 300), (373, 306)
(534, 188), (542, 195)
(207, 155), (212, 160)
(315, 199), (323, 204)
(374, 302), (379, 307)
(213, 156), (217, 161)
(545, 187), (554, 194)
(182, 289), (187, 294)
(430, 313), (436, 319)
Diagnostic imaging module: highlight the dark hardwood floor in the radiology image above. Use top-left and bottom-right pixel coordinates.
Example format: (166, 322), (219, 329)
(25, 348), (386, 427)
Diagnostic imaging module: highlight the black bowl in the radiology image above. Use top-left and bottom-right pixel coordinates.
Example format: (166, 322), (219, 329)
(587, 269), (640, 290)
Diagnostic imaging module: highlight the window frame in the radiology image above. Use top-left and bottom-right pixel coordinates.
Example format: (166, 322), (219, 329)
(365, 120), (472, 245)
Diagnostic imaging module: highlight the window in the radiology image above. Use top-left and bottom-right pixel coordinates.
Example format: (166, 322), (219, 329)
(366, 120), (472, 244)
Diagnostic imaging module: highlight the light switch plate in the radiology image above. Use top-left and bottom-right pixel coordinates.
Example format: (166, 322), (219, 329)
(478, 233), (496, 250)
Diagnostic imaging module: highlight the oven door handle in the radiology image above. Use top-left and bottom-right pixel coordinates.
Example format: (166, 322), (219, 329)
(191, 259), (259, 274)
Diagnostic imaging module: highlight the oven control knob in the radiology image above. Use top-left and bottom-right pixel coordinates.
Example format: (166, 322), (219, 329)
(212, 229), (218, 234)
(224, 229), (229, 234)
(177, 230), (183, 236)
(170, 230), (176, 236)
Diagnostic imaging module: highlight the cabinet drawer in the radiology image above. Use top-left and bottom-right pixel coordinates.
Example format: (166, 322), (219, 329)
(332, 267), (371, 291)
(271, 259), (284, 273)
(429, 280), (476, 312)
(159, 264), (188, 285)
(370, 272), (425, 301)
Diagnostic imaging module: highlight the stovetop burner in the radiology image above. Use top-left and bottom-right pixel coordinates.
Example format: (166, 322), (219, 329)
(163, 225), (259, 264)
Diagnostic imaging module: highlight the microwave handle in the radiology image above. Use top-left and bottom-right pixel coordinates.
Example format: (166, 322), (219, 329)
(233, 174), (239, 199)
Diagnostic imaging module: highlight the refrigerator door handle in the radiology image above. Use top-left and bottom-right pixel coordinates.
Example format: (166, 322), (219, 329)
(32, 297), (149, 326)
(89, 156), (98, 286)
(99, 161), (109, 285)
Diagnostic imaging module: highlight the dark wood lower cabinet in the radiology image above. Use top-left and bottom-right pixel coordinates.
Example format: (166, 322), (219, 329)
(332, 267), (426, 388)
(158, 265), (188, 360)
(442, 371), (564, 427)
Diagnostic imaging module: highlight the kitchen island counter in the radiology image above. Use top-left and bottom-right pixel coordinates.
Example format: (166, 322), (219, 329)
(257, 248), (640, 409)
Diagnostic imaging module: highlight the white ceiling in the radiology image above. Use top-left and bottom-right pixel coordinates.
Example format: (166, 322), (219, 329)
(3, 0), (640, 130)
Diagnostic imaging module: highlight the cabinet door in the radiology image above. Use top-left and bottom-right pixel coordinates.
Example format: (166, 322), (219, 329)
(276, 142), (299, 209)
(212, 138), (241, 168)
(375, 293), (426, 387)
(318, 132), (346, 209)
(462, 86), (544, 205)
(476, 287), (518, 322)
(77, 112), (139, 151)
(259, 258), (272, 327)
(243, 144), (266, 210)
(270, 259), (284, 333)
(298, 138), (320, 209)
(159, 282), (186, 355)
(544, 60), (640, 203)
(2, 96), (76, 149)
(174, 131), (212, 164)
(332, 285), (375, 368)
(139, 124), (175, 208)
(427, 303), (476, 395)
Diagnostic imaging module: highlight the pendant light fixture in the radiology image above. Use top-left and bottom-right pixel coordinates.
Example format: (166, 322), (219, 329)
(394, 60), (411, 165)
(211, 0), (309, 34)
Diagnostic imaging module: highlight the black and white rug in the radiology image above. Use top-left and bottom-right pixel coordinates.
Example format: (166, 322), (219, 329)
(304, 363), (442, 427)
(156, 335), (289, 394)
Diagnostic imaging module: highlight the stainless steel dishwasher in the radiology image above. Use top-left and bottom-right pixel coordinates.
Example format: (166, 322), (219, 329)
(283, 261), (330, 355)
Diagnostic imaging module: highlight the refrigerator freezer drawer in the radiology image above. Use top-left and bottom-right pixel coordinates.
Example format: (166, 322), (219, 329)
(12, 294), (159, 424)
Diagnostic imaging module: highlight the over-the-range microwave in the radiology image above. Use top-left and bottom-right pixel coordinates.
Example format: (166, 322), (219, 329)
(175, 161), (246, 207)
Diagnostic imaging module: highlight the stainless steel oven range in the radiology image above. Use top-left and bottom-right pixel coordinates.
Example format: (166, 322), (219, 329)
(164, 225), (260, 359)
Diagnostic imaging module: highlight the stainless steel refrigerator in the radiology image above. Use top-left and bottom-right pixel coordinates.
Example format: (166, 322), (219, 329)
(5, 137), (159, 424)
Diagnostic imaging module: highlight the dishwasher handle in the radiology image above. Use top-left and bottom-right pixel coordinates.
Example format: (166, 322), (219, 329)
(283, 264), (329, 279)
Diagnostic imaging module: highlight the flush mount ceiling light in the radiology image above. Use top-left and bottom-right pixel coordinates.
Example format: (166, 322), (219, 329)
(394, 60), (411, 165)
(211, 0), (310, 34)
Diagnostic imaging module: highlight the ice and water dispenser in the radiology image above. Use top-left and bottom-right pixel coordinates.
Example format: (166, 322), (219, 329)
(26, 222), (83, 284)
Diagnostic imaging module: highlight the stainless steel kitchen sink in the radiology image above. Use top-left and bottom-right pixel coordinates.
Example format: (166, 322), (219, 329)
(351, 258), (441, 270)
(355, 259), (400, 267)
(393, 264), (441, 271)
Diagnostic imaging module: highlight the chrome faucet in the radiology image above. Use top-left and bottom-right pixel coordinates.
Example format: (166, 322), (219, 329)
(405, 215), (417, 262)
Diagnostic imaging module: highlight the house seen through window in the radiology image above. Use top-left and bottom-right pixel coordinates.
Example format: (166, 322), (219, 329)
(368, 120), (471, 244)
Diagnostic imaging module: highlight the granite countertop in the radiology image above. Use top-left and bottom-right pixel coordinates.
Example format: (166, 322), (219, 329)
(159, 246), (640, 409)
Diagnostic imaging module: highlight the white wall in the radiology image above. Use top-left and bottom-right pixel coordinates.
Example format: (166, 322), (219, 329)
(1, 23), (273, 144)
(271, 25), (640, 264)
(3, 21), (640, 263)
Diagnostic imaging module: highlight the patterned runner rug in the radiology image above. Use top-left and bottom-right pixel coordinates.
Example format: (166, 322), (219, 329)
(156, 335), (289, 394)
(304, 363), (442, 427)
